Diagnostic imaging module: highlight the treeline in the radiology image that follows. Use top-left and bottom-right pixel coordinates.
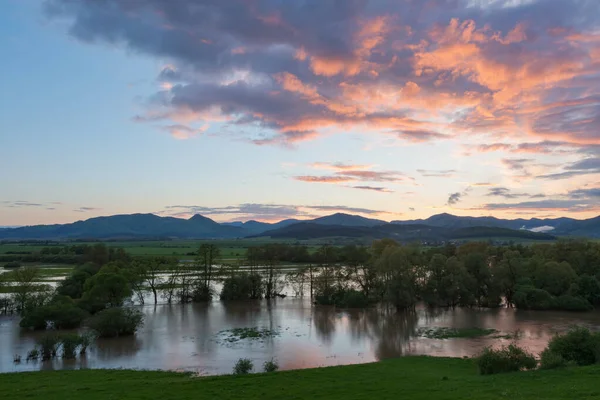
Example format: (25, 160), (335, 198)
(278, 239), (600, 311)
(1, 243), (131, 265)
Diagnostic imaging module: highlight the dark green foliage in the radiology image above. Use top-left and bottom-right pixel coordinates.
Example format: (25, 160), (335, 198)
(546, 326), (600, 366)
(20, 296), (89, 330)
(233, 358), (253, 375)
(78, 332), (96, 354)
(539, 348), (569, 370)
(82, 263), (132, 310)
(475, 344), (537, 375)
(26, 349), (39, 361)
(335, 290), (369, 308)
(513, 285), (554, 310)
(3, 261), (21, 269)
(87, 307), (144, 338)
(220, 273), (262, 301)
(60, 334), (81, 359)
(575, 275), (600, 305)
(191, 282), (213, 302)
(37, 334), (61, 361)
(263, 359), (279, 373)
(553, 295), (593, 311)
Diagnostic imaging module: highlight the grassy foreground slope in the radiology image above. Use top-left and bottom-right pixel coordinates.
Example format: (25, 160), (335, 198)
(1, 357), (600, 400)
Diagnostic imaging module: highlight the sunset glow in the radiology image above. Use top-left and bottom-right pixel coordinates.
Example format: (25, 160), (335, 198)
(1, 0), (599, 225)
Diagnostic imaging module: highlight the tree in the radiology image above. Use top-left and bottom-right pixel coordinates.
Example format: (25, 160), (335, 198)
(82, 263), (132, 311)
(493, 250), (527, 307)
(133, 257), (171, 305)
(534, 261), (577, 296)
(376, 246), (420, 311)
(8, 266), (41, 313)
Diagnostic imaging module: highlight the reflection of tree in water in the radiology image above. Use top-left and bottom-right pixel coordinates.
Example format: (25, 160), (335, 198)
(222, 300), (264, 326)
(345, 306), (418, 359)
(94, 335), (142, 360)
(312, 306), (337, 344)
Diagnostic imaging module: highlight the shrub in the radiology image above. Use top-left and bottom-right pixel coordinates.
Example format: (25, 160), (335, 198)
(513, 285), (554, 310)
(38, 334), (61, 361)
(78, 332), (96, 354)
(192, 283), (213, 302)
(20, 302), (89, 330)
(3, 262), (21, 269)
(263, 359), (279, 373)
(539, 348), (569, 370)
(233, 358), (253, 375)
(87, 307), (144, 338)
(546, 326), (600, 366)
(60, 334), (81, 359)
(26, 349), (39, 361)
(336, 290), (369, 308)
(475, 344), (537, 375)
(553, 295), (593, 311)
(221, 275), (253, 301)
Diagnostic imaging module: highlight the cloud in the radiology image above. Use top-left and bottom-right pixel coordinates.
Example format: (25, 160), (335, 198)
(486, 187), (531, 199)
(351, 186), (393, 193)
(73, 207), (101, 213)
(447, 192), (463, 206)
(295, 163), (410, 185)
(568, 187), (600, 198)
(417, 169), (457, 178)
(161, 203), (393, 221)
(538, 157), (600, 179)
(159, 124), (208, 139)
(479, 199), (597, 212)
(501, 158), (534, 171)
(43, 0), (600, 149)
(310, 162), (373, 171)
(294, 176), (355, 183)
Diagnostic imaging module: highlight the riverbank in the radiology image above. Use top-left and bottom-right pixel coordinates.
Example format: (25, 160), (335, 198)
(1, 356), (598, 400)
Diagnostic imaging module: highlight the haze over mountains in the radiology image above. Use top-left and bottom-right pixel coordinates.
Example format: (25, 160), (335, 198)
(0, 212), (598, 241)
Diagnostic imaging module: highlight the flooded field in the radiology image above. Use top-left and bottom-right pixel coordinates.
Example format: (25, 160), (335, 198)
(2, 298), (600, 374)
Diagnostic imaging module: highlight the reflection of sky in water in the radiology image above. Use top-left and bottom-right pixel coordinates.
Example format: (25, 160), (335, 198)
(2, 299), (600, 374)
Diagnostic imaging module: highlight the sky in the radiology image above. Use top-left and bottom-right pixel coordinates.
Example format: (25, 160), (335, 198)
(1, 0), (599, 226)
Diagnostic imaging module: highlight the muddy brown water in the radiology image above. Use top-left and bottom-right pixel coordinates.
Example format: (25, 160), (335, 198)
(2, 298), (600, 374)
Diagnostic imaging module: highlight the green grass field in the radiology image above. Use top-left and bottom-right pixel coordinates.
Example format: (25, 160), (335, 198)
(0, 239), (325, 261)
(1, 357), (599, 400)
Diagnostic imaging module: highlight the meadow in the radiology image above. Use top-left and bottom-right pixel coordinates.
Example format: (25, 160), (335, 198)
(1, 356), (599, 400)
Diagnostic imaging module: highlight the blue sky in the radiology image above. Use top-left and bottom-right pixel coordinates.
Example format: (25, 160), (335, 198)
(1, 0), (599, 226)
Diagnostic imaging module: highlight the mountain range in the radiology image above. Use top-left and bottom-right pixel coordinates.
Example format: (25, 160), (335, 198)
(0, 212), (598, 241)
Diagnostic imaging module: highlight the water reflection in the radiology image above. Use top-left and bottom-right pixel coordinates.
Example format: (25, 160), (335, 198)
(3, 298), (600, 374)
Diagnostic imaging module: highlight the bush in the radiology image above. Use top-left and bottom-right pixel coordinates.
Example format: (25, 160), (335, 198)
(553, 295), (593, 311)
(26, 349), (39, 361)
(3, 262), (21, 269)
(475, 344), (537, 375)
(60, 334), (81, 359)
(38, 334), (61, 361)
(233, 358), (253, 375)
(336, 290), (369, 308)
(87, 307), (144, 338)
(78, 332), (96, 354)
(539, 348), (569, 370)
(546, 326), (600, 366)
(192, 283), (213, 302)
(263, 359), (279, 373)
(513, 286), (554, 310)
(20, 301), (89, 330)
(221, 275), (252, 301)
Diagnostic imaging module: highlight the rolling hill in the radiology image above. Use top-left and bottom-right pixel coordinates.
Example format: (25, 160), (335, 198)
(0, 212), (597, 240)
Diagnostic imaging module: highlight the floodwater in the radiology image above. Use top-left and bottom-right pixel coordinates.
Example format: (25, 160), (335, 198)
(2, 298), (600, 374)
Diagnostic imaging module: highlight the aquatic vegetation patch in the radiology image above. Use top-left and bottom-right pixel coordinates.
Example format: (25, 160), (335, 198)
(418, 327), (497, 339)
(217, 327), (279, 343)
